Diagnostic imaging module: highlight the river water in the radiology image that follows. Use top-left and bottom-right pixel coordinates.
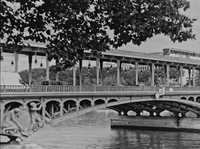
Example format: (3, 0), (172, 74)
(2, 110), (200, 149)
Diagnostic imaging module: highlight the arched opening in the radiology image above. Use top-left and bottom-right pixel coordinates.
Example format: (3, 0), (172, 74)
(127, 110), (137, 116)
(180, 97), (187, 100)
(108, 99), (118, 103)
(80, 100), (92, 109)
(64, 100), (77, 113)
(94, 99), (105, 106)
(196, 96), (200, 103)
(188, 96), (194, 102)
(4, 102), (22, 113)
(140, 110), (150, 116)
(46, 101), (60, 118)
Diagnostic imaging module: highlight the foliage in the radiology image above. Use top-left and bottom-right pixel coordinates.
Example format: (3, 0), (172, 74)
(1, 0), (196, 69)
(19, 65), (183, 86)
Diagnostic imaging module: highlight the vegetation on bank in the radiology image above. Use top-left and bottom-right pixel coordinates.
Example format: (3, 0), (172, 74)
(19, 65), (200, 86)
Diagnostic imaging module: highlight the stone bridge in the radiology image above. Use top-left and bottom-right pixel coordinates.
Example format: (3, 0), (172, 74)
(1, 91), (200, 126)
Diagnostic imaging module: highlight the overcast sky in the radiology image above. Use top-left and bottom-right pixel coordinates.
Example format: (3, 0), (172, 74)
(1, 0), (199, 72)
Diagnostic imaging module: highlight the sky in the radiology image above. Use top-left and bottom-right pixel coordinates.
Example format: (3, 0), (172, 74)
(1, 0), (200, 72)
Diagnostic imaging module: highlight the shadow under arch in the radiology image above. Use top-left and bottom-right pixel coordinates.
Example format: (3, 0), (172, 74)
(108, 98), (118, 103)
(46, 100), (60, 118)
(80, 99), (92, 108)
(180, 97), (187, 100)
(188, 96), (195, 102)
(4, 102), (22, 113)
(63, 100), (77, 113)
(94, 99), (106, 105)
(196, 96), (200, 103)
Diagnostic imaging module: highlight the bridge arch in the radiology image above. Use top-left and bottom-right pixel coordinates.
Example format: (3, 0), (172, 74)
(180, 96), (187, 100)
(107, 98), (118, 103)
(46, 100), (61, 118)
(52, 97), (200, 125)
(23, 99), (41, 105)
(4, 102), (22, 113)
(196, 96), (200, 103)
(45, 98), (61, 104)
(79, 99), (92, 108)
(63, 100), (77, 113)
(94, 99), (106, 105)
(188, 96), (195, 102)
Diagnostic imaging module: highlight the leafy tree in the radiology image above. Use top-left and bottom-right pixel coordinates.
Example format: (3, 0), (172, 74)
(1, 0), (196, 69)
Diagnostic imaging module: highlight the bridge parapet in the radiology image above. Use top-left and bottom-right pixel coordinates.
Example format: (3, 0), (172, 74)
(1, 85), (200, 93)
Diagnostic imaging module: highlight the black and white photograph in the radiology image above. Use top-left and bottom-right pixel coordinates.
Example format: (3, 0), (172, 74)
(0, 0), (200, 148)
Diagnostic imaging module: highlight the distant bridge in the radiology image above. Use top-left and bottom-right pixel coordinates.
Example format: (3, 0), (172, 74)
(1, 90), (200, 126)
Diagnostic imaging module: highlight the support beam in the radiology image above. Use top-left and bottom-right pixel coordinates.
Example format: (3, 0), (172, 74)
(151, 63), (155, 87)
(188, 67), (191, 86)
(166, 65), (170, 87)
(79, 59), (83, 88)
(73, 64), (76, 86)
(28, 54), (33, 85)
(60, 102), (63, 116)
(55, 59), (59, 81)
(0, 102), (4, 126)
(117, 60), (121, 85)
(96, 58), (100, 85)
(46, 53), (49, 81)
(163, 65), (166, 85)
(135, 62), (138, 85)
(42, 104), (46, 122)
(180, 66), (183, 87)
(14, 52), (18, 72)
(100, 60), (103, 85)
(192, 67), (196, 87)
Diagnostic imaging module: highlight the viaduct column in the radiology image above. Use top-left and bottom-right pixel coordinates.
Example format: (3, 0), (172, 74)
(135, 62), (139, 85)
(55, 59), (59, 81)
(0, 102), (4, 126)
(166, 64), (170, 87)
(151, 63), (155, 87)
(163, 65), (166, 85)
(14, 52), (18, 72)
(188, 67), (191, 86)
(180, 66), (183, 87)
(100, 60), (103, 85)
(28, 54), (33, 85)
(117, 60), (121, 85)
(79, 59), (83, 89)
(96, 58), (100, 85)
(46, 53), (49, 81)
(73, 64), (76, 86)
(192, 67), (196, 87)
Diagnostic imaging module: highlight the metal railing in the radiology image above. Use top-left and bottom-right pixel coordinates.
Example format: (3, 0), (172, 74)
(0, 85), (200, 93)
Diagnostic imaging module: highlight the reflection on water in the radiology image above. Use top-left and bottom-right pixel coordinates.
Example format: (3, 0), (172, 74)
(5, 110), (200, 149)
